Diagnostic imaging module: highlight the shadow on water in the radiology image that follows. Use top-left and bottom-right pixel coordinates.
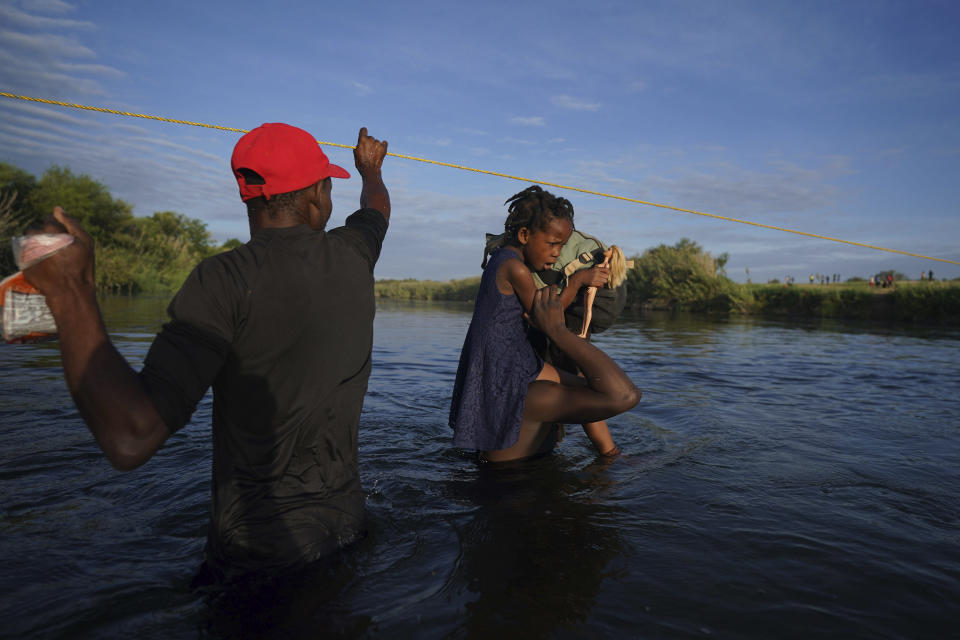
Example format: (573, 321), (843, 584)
(197, 551), (370, 639)
(440, 454), (626, 639)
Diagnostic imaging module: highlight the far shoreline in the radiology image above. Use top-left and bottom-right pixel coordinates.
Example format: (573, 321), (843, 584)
(372, 277), (960, 326)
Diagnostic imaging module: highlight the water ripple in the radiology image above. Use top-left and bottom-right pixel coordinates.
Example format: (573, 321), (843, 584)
(1, 302), (959, 637)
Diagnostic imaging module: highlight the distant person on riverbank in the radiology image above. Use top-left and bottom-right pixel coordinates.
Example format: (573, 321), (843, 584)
(24, 124), (390, 581)
(449, 186), (640, 463)
(929, 270), (934, 281)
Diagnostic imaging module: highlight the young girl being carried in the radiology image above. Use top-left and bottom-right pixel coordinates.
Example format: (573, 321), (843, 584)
(448, 186), (640, 463)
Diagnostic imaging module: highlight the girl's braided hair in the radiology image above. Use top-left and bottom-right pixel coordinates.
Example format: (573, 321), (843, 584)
(481, 185), (577, 268)
(502, 185), (575, 244)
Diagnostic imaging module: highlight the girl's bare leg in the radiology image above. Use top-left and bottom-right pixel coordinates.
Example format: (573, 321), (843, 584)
(483, 359), (624, 462)
(582, 420), (619, 457)
(554, 366), (619, 457)
(481, 362), (561, 463)
(482, 418), (558, 462)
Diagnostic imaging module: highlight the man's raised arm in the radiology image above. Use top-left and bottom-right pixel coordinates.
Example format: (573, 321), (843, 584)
(354, 127), (390, 220)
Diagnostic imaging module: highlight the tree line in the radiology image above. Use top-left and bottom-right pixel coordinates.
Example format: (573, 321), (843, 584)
(4, 162), (954, 323)
(1, 162), (738, 304)
(0, 162), (238, 294)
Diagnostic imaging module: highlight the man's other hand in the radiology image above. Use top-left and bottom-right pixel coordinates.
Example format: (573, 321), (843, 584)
(23, 207), (96, 303)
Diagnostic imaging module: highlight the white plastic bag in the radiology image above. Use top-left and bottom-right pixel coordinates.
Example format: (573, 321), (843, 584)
(11, 233), (74, 270)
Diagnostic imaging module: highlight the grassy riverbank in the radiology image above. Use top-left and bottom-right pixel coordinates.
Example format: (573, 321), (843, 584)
(740, 280), (960, 323)
(375, 276), (960, 324)
(374, 239), (959, 324)
(374, 277), (480, 301)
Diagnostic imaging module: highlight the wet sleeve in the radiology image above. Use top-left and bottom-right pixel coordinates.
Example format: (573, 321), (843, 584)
(330, 208), (389, 272)
(138, 258), (238, 433)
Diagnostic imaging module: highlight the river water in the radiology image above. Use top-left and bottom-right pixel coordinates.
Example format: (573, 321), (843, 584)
(1, 297), (958, 639)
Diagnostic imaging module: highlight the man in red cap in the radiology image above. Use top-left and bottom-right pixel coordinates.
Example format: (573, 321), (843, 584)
(24, 125), (390, 580)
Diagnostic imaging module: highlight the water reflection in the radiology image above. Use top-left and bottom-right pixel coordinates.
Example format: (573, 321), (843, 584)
(98, 294), (170, 333)
(3, 297), (959, 637)
(444, 455), (625, 638)
(198, 552), (370, 639)
(621, 308), (960, 342)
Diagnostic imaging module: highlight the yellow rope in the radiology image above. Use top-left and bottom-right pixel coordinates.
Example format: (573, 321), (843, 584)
(3, 91), (958, 266)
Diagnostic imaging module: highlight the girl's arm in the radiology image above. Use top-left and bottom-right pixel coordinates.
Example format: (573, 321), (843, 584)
(496, 253), (539, 310)
(522, 287), (640, 425)
(499, 255), (609, 313)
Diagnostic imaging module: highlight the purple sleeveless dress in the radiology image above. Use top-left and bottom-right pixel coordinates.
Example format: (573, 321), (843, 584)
(449, 248), (544, 450)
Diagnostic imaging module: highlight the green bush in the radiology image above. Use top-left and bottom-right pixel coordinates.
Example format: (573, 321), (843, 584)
(626, 238), (746, 311)
(25, 166), (134, 246)
(1, 162), (217, 294)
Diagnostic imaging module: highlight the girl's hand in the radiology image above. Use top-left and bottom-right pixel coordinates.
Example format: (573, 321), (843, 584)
(528, 285), (567, 337)
(574, 265), (610, 289)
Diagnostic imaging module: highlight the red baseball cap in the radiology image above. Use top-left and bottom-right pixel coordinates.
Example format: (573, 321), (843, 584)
(231, 123), (350, 201)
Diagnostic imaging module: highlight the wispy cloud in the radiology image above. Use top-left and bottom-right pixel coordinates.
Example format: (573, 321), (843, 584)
(0, 6), (122, 97)
(0, 55), (106, 94)
(111, 135), (224, 163)
(876, 147), (907, 158)
(855, 71), (960, 101)
(0, 98), (99, 125)
(407, 135), (451, 147)
(351, 81), (372, 96)
(0, 122), (88, 149)
(22, 0), (78, 15)
(0, 3), (91, 29)
(0, 112), (101, 148)
(550, 95), (601, 111)
(375, 188), (506, 279)
(509, 116), (545, 127)
(52, 61), (125, 77)
(0, 29), (94, 57)
(456, 127), (489, 137)
(500, 136), (537, 146)
(644, 161), (846, 217)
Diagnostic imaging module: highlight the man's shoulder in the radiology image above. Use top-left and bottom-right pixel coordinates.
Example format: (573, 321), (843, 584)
(327, 208), (388, 268)
(180, 244), (258, 295)
(338, 207), (388, 235)
(202, 244), (252, 272)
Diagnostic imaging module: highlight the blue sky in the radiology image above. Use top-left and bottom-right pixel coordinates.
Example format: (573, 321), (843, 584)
(1, 0), (958, 282)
